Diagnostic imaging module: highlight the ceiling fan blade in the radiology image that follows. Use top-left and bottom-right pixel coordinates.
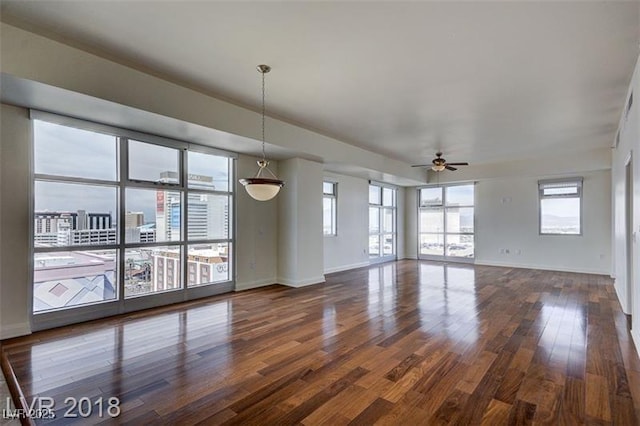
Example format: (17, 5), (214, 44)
(446, 162), (469, 166)
(411, 164), (430, 167)
(445, 165), (458, 171)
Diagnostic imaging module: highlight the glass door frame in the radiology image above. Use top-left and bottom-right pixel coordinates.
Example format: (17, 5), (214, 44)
(417, 182), (476, 264)
(369, 183), (397, 264)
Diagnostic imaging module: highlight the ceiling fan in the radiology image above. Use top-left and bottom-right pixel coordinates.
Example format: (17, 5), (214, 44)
(412, 152), (469, 172)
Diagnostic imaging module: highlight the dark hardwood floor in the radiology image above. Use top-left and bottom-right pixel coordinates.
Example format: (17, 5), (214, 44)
(2, 260), (639, 425)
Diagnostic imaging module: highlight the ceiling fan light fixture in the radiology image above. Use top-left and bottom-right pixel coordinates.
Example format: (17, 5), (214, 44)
(239, 64), (285, 201)
(413, 152), (469, 172)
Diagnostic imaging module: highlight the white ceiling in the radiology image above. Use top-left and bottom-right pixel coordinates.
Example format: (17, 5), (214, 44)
(1, 1), (638, 166)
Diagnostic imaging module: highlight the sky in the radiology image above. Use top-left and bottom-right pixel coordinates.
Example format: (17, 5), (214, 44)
(34, 120), (231, 224)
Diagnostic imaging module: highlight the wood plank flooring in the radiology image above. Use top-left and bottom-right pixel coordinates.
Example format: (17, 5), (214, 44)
(1, 260), (639, 425)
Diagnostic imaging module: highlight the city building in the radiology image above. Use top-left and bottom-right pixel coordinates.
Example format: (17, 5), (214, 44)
(148, 246), (229, 292)
(124, 224), (156, 244)
(35, 210), (116, 247)
(125, 212), (145, 228)
(155, 173), (229, 241)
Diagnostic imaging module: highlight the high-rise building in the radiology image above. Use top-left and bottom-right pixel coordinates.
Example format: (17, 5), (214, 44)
(124, 226), (156, 244)
(187, 193), (229, 240)
(35, 211), (116, 247)
(124, 211), (156, 244)
(155, 190), (182, 242)
(155, 172), (229, 242)
(125, 212), (145, 228)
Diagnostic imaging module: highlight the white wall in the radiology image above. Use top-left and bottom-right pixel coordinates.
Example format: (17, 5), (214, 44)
(404, 165), (612, 275)
(404, 187), (419, 259)
(475, 170), (611, 275)
(277, 158), (325, 286)
(322, 174), (409, 273)
(323, 172), (369, 273)
(0, 104), (31, 339)
(235, 155), (279, 291)
(396, 187), (406, 260)
(612, 54), (640, 353)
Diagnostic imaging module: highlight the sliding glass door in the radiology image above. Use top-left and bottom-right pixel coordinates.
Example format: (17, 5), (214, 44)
(369, 184), (397, 263)
(418, 183), (475, 262)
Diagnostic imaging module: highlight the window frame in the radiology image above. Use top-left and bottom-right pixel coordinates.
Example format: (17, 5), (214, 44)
(538, 177), (583, 236)
(323, 181), (337, 236)
(369, 182), (397, 263)
(30, 110), (236, 329)
(418, 182), (475, 263)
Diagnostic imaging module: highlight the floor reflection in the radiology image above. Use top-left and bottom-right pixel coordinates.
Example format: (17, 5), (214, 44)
(368, 263), (398, 332)
(418, 262), (479, 345)
(6, 260), (633, 424)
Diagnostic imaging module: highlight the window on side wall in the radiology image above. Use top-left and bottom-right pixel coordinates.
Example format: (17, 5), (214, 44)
(539, 178), (583, 235)
(323, 181), (337, 236)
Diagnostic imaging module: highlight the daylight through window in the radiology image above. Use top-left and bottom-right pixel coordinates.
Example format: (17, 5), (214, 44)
(418, 184), (475, 261)
(323, 182), (337, 236)
(539, 178), (582, 235)
(369, 184), (397, 261)
(32, 118), (234, 314)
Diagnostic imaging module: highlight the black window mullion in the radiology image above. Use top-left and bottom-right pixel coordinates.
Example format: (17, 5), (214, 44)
(118, 137), (127, 308)
(31, 116), (236, 322)
(181, 147), (188, 296)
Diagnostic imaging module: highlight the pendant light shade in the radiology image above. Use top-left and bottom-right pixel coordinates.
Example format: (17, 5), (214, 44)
(241, 179), (283, 201)
(240, 64), (285, 201)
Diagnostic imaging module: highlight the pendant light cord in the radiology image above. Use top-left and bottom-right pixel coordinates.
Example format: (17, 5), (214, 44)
(261, 71), (266, 161)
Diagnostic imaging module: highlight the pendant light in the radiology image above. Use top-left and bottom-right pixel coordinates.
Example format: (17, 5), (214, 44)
(239, 64), (285, 201)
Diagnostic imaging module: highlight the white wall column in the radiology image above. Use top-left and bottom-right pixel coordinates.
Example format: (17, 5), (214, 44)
(1, 103), (32, 339)
(277, 158), (325, 287)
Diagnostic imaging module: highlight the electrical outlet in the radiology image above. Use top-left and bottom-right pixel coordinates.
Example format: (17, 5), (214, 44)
(249, 261), (256, 270)
(515, 249), (521, 255)
(505, 249), (510, 254)
(499, 248), (505, 254)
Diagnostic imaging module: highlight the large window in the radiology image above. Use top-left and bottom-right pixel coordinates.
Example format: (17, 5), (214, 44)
(539, 178), (582, 235)
(419, 184), (474, 261)
(32, 116), (234, 318)
(369, 184), (396, 262)
(323, 181), (337, 236)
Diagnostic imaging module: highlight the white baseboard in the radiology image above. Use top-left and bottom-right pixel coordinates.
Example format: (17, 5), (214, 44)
(235, 278), (277, 292)
(474, 260), (610, 276)
(277, 275), (326, 288)
(0, 322), (31, 340)
(324, 261), (369, 274)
